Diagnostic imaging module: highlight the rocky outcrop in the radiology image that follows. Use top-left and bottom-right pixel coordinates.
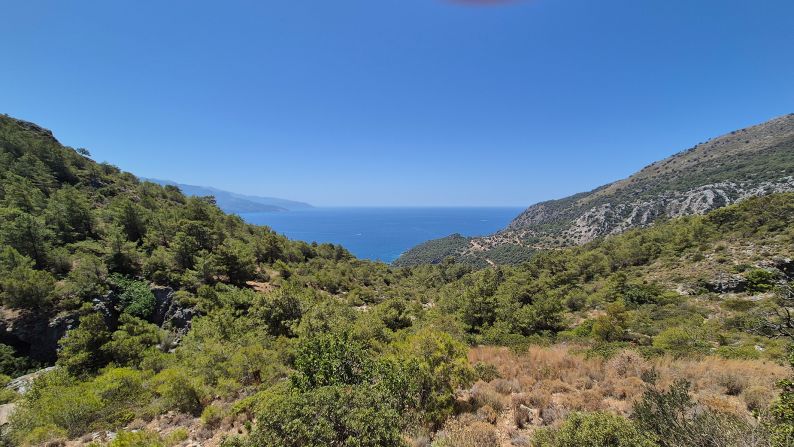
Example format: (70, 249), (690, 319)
(0, 311), (78, 363)
(6, 366), (55, 394)
(0, 286), (196, 365)
(758, 257), (794, 279)
(397, 114), (794, 266)
(561, 177), (794, 245)
(703, 274), (749, 294)
(151, 287), (196, 332)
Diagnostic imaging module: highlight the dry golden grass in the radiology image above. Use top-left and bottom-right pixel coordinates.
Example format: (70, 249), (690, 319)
(467, 344), (790, 424)
(434, 416), (500, 447)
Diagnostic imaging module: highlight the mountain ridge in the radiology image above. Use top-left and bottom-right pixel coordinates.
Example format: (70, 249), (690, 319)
(142, 178), (313, 214)
(395, 113), (794, 266)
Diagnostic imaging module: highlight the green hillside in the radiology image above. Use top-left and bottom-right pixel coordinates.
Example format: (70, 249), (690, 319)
(0, 115), (792, 446)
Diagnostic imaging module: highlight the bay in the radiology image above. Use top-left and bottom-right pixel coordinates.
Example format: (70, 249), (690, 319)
(239, 207), (523, 263)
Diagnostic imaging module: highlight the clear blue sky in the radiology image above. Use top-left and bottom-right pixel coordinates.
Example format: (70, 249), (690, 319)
(2, 0), (793, 206)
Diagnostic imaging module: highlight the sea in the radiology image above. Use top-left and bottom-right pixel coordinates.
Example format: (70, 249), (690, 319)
(239, 207), (523, 263)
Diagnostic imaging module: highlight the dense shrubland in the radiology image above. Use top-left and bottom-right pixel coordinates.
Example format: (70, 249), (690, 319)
(0, 115), (792, 446)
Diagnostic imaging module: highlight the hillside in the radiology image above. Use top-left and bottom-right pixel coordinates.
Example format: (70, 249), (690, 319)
(0, 114), (792, 446)
(144, 179), (312, 214)
(396, 114), (794, 267)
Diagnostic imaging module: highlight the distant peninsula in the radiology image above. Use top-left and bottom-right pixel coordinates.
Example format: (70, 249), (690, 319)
(144, 178), (312, 214)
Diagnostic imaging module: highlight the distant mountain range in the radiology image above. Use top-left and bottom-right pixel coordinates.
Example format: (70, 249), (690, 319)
(144, 179), (312, 214)
(395, 113), (794, 267)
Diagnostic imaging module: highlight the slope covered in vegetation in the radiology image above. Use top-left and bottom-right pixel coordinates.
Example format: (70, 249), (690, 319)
(396, 114), (794, 267)
(0, 115), (792, 447)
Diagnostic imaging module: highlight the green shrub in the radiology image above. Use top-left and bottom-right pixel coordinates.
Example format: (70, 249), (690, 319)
(103, 314), (161, 367)
(633, 380), (766, 447)
(57, 312), (111, 376)
(291, 332), (371, 390)
(152, 368), (204, 415)
(107, 430), (165, 447)
(0, 265), (55, 309)
(201, 403), (224, 428)
(533, 411), (657, 447)
(745, 269), (778, 293)
(248, 383), (406, 447)
(767, 352), (794, 447)
(9, 367), (152, 442)
(652, 327), (710, 357)
(112, 275), (156, 319)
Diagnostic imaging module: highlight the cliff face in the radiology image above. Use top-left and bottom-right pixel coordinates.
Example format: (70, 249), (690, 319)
(396, 114), (794, 266)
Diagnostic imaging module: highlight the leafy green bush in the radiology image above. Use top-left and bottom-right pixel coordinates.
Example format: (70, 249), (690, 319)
(745, 269), (778, 293)
(57, 312), (111, 376)
(105, 430), (165, 447)
(0, 265), (55, 309)
(652, 327), (710, 357)
(152, 367), (204, 415)
(533, 411), (657, 447)
(112, 274), (156, 319)
(9, 367), (151, 443)
(291, 332), (371, 390)
(103, 314), (161, 367)
(248, 383), (406, 447)
(201, 403), (224, 428)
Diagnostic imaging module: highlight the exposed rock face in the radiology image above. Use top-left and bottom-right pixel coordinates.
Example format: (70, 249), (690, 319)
(396, 113), (794, 266)
(704, 274), (749, 294)
(6, 366), (55, 394)
(759, 257), (794, 279)
(559, 177), (794, 245)
(151, 286), (195, 332)
(0, 312), (78, 363)
(0, 286), (196, 364)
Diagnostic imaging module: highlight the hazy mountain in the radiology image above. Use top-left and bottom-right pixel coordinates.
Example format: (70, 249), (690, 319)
(396, 113), (794, 266)
(144, 179), (312, 214)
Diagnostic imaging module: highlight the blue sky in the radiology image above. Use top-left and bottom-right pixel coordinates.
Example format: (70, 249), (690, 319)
(2, 0), (793, 206)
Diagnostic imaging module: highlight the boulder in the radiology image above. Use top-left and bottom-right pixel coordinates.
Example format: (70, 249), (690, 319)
(704, 274), (748, 294)
(150, 286), (195, 332)
(6, 366), (55, 395)
(0, 403), (15, 426)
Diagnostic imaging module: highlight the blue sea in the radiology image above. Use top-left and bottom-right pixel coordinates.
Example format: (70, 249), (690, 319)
(239, 207), (523, 263)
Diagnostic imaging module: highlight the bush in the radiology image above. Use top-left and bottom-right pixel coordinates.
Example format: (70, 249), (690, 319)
(106, 430), (165, 447)
(9, 367), (152, 443)
(432, 419), (499, 447)
(745, 269), (777, 293)
(393, 329), (475, 428)
(767, 353), (794, 447)
(10, 372), (102, 440)
(0, 265), (55, 309)
(201, 403), (224, 428)
(248, 383), (406, 447)
(103, 314), (161, 367)
(533, 411), (657, 447)
(291, 332), (371, 390)
(0, 343), (33, 377)
(152, 368), (204, 415)
(652, 327), (710, 357)
(57, 312), (111, 376)
(633, 380), (766, 447)
(112, 275), (156, 319)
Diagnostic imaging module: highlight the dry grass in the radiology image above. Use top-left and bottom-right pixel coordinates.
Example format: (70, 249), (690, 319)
(434, 416), (500, 447)
(467, 344), (790, 426)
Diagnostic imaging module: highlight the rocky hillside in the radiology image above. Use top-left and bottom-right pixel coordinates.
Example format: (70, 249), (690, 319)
(396, 114), (794, 266)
